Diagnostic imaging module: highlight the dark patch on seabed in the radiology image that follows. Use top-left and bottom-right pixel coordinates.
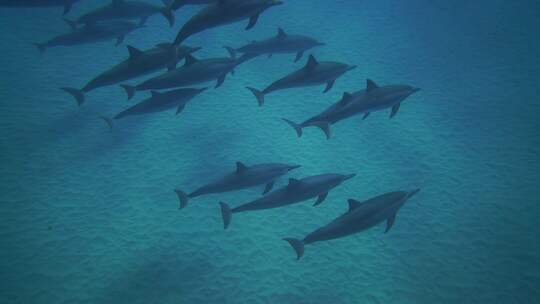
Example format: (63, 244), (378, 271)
(1, 0), (539, 303)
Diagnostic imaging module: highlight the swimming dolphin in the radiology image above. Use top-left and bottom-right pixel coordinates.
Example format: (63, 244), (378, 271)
(62, 43), (200, 106)
(33, 19), (142, 54)
(283, 189), (421, 260)
(246, 55), (356, 106)
(0, 0), (81, 15)
(225, 28), (324, 62)
(73, 0), (174, 27)
(120, 50), (251, 100)
(113, 87), (207, 120)
(173, 0), (284, 45)
(282, 79), (421, 139)
(219, 173), (356, 229)
(170, 0), (215, 10)
(175, 162), (301, 209)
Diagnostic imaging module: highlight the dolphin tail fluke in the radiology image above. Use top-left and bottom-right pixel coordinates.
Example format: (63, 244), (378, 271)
(174, 190), (189, 209)
(223, 46), (237, 60)
(160, 7), (175, 27)
(246, 87), (265, 107)
(219, 202), (232, 230)
(282, 118), (303, 138)
(61, 87), (85, 106)
(120, 84), (136, 100)
(33, 43), (47, 54)
(283, 238), (305, 260)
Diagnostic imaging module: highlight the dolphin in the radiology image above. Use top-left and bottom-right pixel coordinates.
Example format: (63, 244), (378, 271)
(282, 79), (421, 139)
(112, 87), (207, 121)
(225, 28), (325, 62)
(0, 0), (81, 15)
(283, 189), (421, 260)
(73, 0), (174, 27)
(219, 173), (356, 229)
(170, 0), (215, 10)
(33, 19), (142, 54)
(173, 0), (284, 45)
(174, 162), (301, 209)
(61, 43), (200, 106)
(120, 50), (252, 100)
(246, 55), (356, 106)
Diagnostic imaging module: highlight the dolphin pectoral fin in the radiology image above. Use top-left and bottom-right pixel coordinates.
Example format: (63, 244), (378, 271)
(176, 103), (186, 115)
(61, 87), (85, 106)
(215, 74), (226, 88)
(98, 115), (114, 132)
(323, 80), (335, 93)
(175, 190), (189, 209)
(313, 121), (331, 139)
(246, 14), (260, 30)
(282, 118), (303, 138)
(219, 202), (232, 230)
(283, 238), (305, 260)
(246, 87), (265, 106)
(385, 213), (396, 233)
(262, 181), (274, 195)
(223, 46), (237, 60)
(313, 193), (328, 206)
(390, 103), (400, 119)
(362, 112), (370, 120)
(294, 51), (304, 62)
(120, 84), (136, 100)
(115, 35), (125, 46)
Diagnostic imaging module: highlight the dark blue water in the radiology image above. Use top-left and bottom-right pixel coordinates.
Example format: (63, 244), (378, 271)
(1, 1), (539, 303)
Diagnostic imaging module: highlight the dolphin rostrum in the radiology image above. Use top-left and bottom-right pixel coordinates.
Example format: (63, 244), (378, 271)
(283, 189), (421, 260)
(112, 87), (207, 120)
(120, 50), (251, 100)
(33, 19), (142, 54)
(246, 55), (356, 106)
(219, 173), (356, 229)
(173, 0), (283, 45)
(175, 162), (301, 209)
(61, 43), (200, 106)
(0, 0), (81, 15)
(225, 28), (324, 62)
(73, 0), (175, 27)
(282, 79), (421, 139)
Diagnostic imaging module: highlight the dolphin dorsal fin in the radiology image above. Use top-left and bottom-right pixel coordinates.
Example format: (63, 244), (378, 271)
(287, 178), (302, 189)
(339, 92), (353, 106)
(150, 90), (162, 97)
(277, 28), (287, 39)
(366, 79), (379, 92)
(236, 162), (248, 174)
(127, 45), (143, 60)
(347, 199), (362, 211)
(184, 54), (198, 67)
(305, 55), (319, 72)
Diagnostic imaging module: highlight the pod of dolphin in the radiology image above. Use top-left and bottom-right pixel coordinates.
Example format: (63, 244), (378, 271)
(6, 0), (423, 260)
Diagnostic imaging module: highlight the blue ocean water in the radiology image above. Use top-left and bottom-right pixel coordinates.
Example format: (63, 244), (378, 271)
(1, 1), (539, 303)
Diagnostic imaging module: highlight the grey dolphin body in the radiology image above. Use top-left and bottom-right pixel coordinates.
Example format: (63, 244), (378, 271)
(170, 0), (215, 10)
(226, 28), (324, 62)
(246, 55), (357, 106)
(0, 0), (81, 15)
(173, 0), (283, 45)
(121, 51), (251, 100)
(283, 79), (421, 139)
(34, 20), (142, 54)
(61, 43), (200, 106)
(219, 173), (356, 229)
(74, 0), (174, 27)
(113, 87), (207, 120)
(174, 162), (301, 209)
(283, 189), (421, 260)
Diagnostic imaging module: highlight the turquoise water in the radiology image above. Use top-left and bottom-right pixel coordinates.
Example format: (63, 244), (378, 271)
(1, 1), (539, 303)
